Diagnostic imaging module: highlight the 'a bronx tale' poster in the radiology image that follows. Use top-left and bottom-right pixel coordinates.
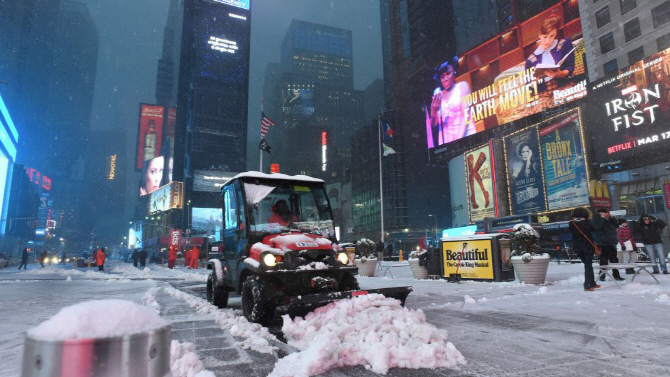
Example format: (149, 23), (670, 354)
(540, 111), (589, 210)
(505, 127), (547, 214)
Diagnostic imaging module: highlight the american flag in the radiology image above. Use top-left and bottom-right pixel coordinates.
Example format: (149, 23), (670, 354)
(260, 112), (276, 137)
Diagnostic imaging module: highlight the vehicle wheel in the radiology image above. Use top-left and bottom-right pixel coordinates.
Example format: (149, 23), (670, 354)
(339, 273), (360, 291)
(241, 275), (275, 325)
(207, 273), (229, 308)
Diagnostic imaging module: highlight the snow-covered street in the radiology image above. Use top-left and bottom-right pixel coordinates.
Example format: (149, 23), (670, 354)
(1, 260), (669, 376)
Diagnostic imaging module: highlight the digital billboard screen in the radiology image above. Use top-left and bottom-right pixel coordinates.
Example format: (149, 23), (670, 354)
(504, 127), (546, 214)
(135, 104), (164, 171)
(586, 48), (670, 170)
(194, 0), (250, 84)
(426, 1), (586, 151)
(282, 85), (315, 116)
(465, 141), (498, 222)
(192, 207), (222, 241)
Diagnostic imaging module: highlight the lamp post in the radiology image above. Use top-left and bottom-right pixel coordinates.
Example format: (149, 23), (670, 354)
(428, 214), (438, 248)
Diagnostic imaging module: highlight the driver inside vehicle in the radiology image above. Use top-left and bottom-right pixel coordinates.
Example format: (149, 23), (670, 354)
(269, 199), (297, 226)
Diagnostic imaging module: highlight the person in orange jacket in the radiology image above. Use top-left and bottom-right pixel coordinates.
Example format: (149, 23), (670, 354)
(190, 245), (199, 269)
(168, 245), (178, 269)
(184, 247), (191, 268)
(96, 247), (106, 272)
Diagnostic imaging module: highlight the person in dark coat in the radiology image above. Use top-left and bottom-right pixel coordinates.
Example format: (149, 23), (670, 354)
(18, 248), (29, 270)
(637, 214), (667, 274)
(139, 249), (148, 268)
(569, 207), (600, 291)
(132, 250), (139, 267)
(40, 250), (47, 268)
(592, 208), (624, 281)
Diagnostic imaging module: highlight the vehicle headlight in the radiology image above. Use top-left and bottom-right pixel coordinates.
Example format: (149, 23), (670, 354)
(52, 257), (58, 263)
(337, 252), (349, 265)
(66, 258), (70, 262)
(262, 253), (277, 267)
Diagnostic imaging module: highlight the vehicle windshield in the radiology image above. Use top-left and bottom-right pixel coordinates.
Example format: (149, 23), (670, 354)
(243, 181), (334, 237)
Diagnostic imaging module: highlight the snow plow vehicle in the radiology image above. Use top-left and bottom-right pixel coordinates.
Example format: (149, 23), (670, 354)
(206, 172), (412, 324)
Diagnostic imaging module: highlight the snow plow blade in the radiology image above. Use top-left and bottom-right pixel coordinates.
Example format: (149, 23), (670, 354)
(287, 286), (413, 315)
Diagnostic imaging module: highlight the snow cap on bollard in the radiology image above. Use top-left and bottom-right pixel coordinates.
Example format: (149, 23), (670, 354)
(22, 299), (171, 377)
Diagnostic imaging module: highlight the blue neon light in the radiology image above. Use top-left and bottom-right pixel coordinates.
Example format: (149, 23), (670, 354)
(0, 128), (16, 161)
(213, 0), (249, 10)
(442, 225), (477, 238)
(0, 95), (19, 143)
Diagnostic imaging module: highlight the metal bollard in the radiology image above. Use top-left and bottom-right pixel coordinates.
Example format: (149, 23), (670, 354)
(21, 325), (171, 377)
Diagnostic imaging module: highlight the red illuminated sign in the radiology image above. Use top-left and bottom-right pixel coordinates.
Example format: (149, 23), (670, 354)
(321, 131), (327, 146)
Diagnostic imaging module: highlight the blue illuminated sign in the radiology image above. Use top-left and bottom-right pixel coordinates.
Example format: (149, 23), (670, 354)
(0, 127), (16, 160)
(0, 95), (19, 143)
(213, 0), (249, 10)
(442, 225), (477, 238)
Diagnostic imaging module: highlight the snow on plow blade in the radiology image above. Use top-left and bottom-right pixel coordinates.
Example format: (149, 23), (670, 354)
(287, 286), (413, 314)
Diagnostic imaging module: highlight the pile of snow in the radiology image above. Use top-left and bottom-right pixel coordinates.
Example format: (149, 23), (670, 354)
(170, 340), (215, 377)
(163, 287), (279, 354)
(28, 299), (169, 341)
(297, 262), (328, 270)
(143, 287), (161, 312)
(209, 259), (223, 282)
(271, 294), (466, 376)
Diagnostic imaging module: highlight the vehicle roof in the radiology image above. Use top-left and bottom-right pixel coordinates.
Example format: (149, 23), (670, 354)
(231, 171), (324, 183)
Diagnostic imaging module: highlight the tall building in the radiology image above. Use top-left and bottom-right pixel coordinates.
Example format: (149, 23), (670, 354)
(155, 0), (183, 107)
(578, 0), (670, 80)
(173, 0), (251, 222)
(264, 21), (361, 180)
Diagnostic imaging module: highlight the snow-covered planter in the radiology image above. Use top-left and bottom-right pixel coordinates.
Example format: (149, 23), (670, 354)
(510, 224), (549, 285)
(408, 249), (429, 279)
(354, 238), (378, 276)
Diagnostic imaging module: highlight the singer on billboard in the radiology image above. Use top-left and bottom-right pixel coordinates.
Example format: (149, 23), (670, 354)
(427, 56), (475, 148)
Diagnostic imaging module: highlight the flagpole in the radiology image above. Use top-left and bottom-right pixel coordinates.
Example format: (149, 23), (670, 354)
(378, 118), (384, 244)
(260, 100), (264, 172)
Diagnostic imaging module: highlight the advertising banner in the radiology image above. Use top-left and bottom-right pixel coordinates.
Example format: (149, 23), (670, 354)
(282, 86), (315, 116)
(540, 110), (589, 210)
(465, 142), (497, 222)
(136, 104), (164, 171)
(427, 1), (586, 151)
(149, 181), (183, 214)
(193, 170), (236, 192)
(589, 180), (612, 210)
(192, 207), (223, 241)
(586, 48), (670, 170)
(169, 229), (182, 247)
(442, 239), (494, 280)
(664, 182), (670, 210)
(448, 155), (468, 227)
(504, 127), (546, 214)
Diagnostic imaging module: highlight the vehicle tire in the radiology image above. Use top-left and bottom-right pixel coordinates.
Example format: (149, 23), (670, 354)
(207, 273), (229, 308)
(339, 272), (360, 291)
(241, 275), (275, 325)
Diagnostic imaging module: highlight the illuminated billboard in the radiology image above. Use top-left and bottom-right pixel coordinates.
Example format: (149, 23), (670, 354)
(135, 104), (164, 172)
(149, 181), (183, 214)
(194, 0), (250, 83)
(192, 207), (222, 241)
(282, 86), (315, 116)
(586, 48), (670, 170)
(193, 169), (236, 192)
(213, 0), (249, 10)
(426, 1), (585, 151)
(465, 141), (498, 222)
(504, 127), (546, 214)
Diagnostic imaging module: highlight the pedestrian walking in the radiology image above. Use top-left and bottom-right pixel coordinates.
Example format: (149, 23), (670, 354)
(637, 214), (668, 274)
(96, 247), (106, 272)
(132, 249), (139, 267)
(184, 247), (192, 269)
(569, 207), (601, 291)
(168, 245), (177, 269)
(592, 208), (624, 282)
(40, 250), (47, 268)
(616, 219), (637, 274)
(190, 245), (199, 269)
(139, 249), (148, 268)
(18, 248), (29, 270)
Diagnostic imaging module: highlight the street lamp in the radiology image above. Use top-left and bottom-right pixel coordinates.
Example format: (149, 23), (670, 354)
(428, 214), (438, 248)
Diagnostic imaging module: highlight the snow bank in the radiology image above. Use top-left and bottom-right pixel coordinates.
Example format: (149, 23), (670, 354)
(170, 340), (215, 377)
(143, 287), (161, 312)
(209, 259), (223, 282)
(28, 299), (169, 341)
(271, 294), (466, 376)
(163, 287), (278, 354)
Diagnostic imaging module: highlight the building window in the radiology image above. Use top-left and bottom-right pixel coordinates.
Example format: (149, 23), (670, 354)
(653, 2), (670, 28)
(595, 7), (610, 28)
(628, 46), (644, 65)
(624, 18), (641, 42)
(600, 32), (615, 54)
(604, 59), (618, 75)
(619, 0), (636, 15)
(657, 32), (670, 50)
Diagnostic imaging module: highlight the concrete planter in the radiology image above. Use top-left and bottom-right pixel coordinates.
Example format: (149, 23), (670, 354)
(355, 258), (378, 277)
(511, 254), (550, 285)
(408, 259), (429, 279)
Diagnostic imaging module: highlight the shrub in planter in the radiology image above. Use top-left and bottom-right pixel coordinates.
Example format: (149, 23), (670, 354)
(510, 224), (550, 284)
(355, 238), (378, 277)
(408, 249), (429, 279)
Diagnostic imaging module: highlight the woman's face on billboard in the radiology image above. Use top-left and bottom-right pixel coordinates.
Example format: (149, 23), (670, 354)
(520, 145), (532, 161)
(439, 65), (455, 90)
(143, 156), (164, 194)
(539, 29), (557, 50)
